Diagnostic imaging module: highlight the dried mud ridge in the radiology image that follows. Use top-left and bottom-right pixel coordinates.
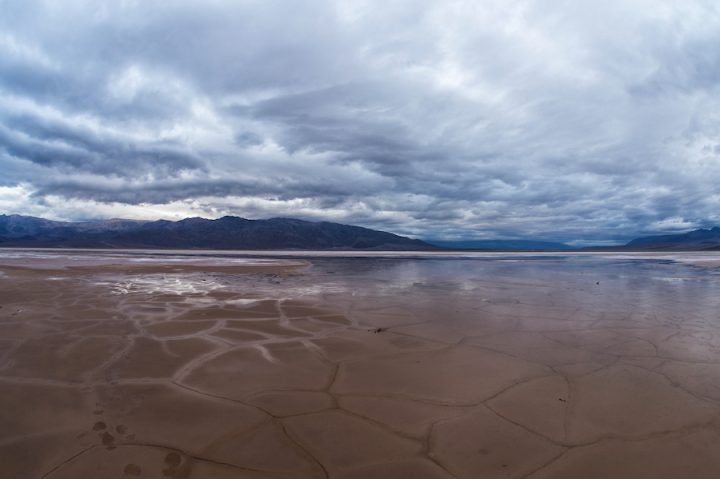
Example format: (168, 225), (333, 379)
(2, 260), (720, 478)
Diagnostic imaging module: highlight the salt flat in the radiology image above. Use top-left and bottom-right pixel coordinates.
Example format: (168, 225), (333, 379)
(2, 249), (720, 478)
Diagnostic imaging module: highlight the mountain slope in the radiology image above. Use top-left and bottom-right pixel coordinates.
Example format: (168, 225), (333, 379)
(625, 227), (720, 250)
(0, 214), (432, 250)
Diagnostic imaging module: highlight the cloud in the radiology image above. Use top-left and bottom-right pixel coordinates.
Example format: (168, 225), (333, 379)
(1, 0), (720, 242)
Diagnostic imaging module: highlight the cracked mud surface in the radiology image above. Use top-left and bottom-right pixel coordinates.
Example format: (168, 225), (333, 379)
(2, 250), (720, 478)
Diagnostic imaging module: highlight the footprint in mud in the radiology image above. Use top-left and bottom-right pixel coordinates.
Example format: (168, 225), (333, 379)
(89, 415), (136, 444)
(162, 452), (183, 477)
(116, 423), (136, 441)
(90, 420), (116, 449)
(100, 431), (116, 449)
(123, 463), (142, 477)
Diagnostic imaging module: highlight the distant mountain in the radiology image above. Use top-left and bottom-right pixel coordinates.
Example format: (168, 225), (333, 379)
(0, 214), (432, 250)
(0, 215), (68, 237)
(625, 227), (720, 250)
(426, 239), (574, 251)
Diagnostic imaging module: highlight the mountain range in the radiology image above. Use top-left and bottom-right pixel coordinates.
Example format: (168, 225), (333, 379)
(0, 214), (431, 250)
(623, 227), (720, 250)
(3, 214), (720, 251)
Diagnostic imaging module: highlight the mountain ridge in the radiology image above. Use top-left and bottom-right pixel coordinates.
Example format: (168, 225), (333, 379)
(0, 214), (432, 250)
(624, 227), (720, 250)
(4, 214), (720, 251)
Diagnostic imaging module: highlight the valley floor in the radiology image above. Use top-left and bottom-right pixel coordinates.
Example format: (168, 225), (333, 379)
(2, 250), (720, 478)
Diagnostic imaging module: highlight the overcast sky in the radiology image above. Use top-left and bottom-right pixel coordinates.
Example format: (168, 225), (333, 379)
(1, 0), (720, 244)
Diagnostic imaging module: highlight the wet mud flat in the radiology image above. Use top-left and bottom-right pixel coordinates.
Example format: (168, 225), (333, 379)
(2, 250), (720, 478)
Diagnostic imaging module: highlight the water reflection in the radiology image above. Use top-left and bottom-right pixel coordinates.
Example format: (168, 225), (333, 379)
(268, 256), (720, 324)
(4, 249), (720, 321)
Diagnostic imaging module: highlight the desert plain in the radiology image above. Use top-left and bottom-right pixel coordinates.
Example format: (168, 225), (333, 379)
(2, 249), (720, 478)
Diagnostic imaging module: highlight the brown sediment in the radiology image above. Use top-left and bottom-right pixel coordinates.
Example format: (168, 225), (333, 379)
(2, 250), (720, 478)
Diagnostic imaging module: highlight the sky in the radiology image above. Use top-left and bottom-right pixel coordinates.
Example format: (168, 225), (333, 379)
(1, 0), (720, 245)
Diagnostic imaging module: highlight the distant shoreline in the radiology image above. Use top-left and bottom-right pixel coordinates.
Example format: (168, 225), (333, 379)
(3, 247), (720, 265)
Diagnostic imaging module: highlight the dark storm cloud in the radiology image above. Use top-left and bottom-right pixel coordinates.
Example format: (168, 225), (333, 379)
(2, 0), (720, 242)
(0, 110), (204, 175)
(35, 174), (367, 205)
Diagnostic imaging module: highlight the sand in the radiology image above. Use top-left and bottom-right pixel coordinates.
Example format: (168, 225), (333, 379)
(2, 250), (720, 478)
